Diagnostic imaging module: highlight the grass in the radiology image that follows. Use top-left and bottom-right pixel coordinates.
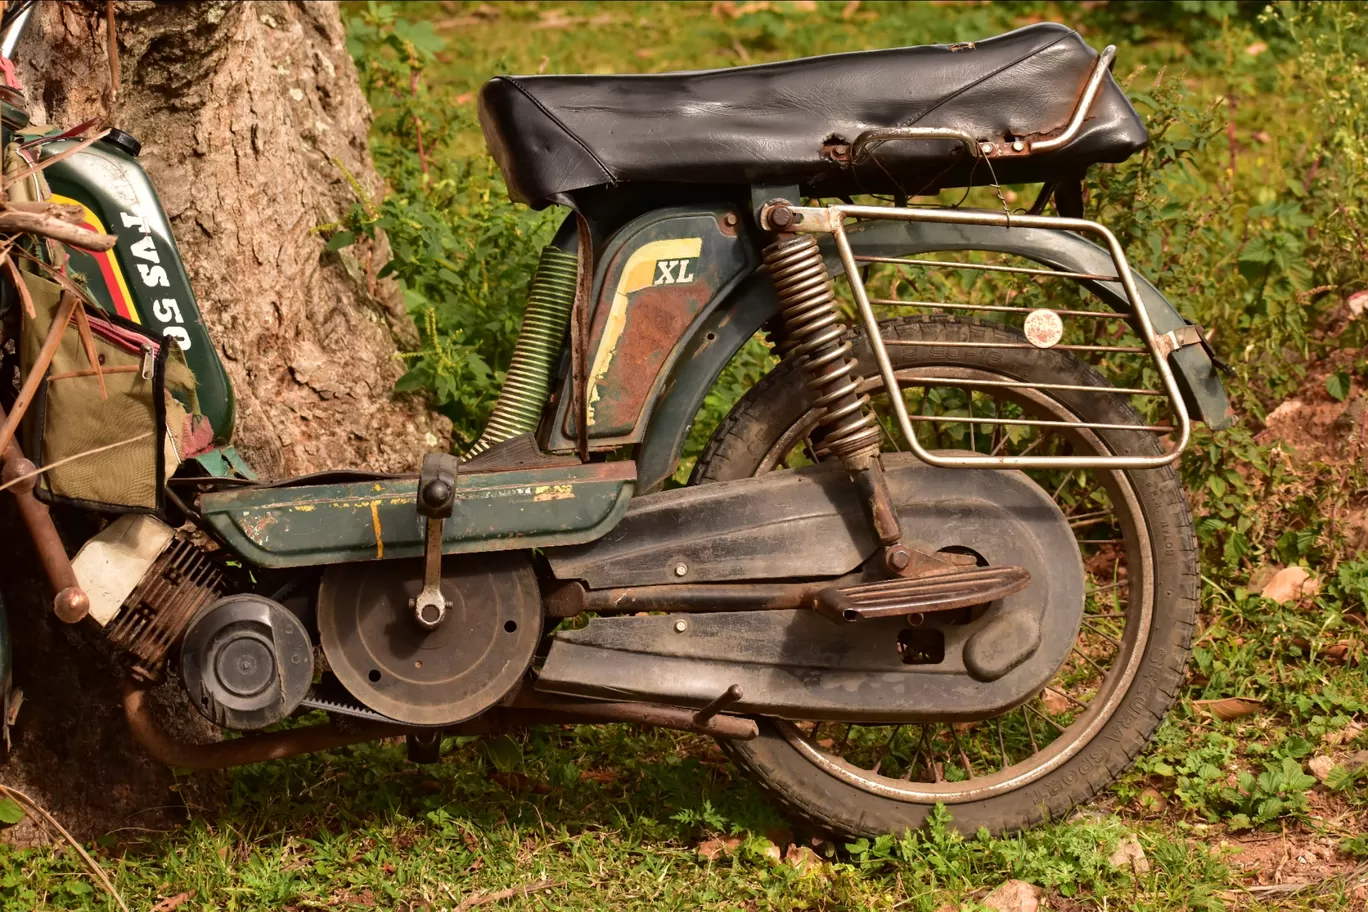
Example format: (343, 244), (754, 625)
(4, 1), (1368, 909)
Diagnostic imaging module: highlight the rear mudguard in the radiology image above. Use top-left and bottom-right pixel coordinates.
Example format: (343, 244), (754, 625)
(635, 217), (1234, 492)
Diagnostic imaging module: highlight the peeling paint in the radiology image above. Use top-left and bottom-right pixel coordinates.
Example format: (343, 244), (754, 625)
(586, 237), (702, 425)
(533, 484), (576, 502)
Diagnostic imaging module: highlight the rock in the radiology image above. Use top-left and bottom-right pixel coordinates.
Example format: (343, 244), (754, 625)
(1136, 787), (1168, 814)
(1345, 750), (1368, 772)
(1107, 834), (1151, 874)
(1307, 755), (1335, 783)
(1259, 566), (1319, 604)
(982, 880), (1042, 912)
(1349, 289), (1368, 318)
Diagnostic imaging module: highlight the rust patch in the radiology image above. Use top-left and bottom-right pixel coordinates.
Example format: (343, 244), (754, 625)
(240, 510), (278, 544)
(820, 135), (851, 164)
(948, 41), (975, 52)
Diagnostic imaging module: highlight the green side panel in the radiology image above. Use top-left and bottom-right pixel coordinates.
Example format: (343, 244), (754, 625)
(40, 139), (237, 445)
(201, 462), (637, 569)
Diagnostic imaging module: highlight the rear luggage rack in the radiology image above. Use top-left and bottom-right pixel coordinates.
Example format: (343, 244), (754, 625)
(760, 201), (1198, 470)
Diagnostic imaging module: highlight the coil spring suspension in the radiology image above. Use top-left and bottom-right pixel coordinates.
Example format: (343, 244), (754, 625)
(466, 246), (580, 456)
(764, 234), (882, 465)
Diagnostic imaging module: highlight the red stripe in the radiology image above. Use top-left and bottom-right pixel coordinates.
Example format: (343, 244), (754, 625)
(72, 223), (136, 322)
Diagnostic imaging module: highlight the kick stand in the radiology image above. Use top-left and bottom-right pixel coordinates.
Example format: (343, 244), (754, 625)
(411, 453), (460, 630)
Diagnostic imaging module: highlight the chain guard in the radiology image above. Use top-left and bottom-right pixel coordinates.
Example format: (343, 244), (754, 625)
(537, 457), (1086, 722)
(317, 552), (541, 726)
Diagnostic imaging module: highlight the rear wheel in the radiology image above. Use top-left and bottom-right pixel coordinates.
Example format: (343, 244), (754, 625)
(692, 315), (1197, 837)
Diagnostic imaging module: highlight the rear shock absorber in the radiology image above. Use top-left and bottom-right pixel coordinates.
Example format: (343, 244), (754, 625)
(764, 233), (882, 468)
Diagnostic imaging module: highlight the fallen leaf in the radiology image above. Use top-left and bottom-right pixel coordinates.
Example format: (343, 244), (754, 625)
(1107, 834), (1151, 874)
(1193, 697), (1264, 721)
(1245, 41), (1268, 56)
(697, 836), (742, 860)
(1259, 566), (1318, 604)
(784, 844), (822, 872)
(151, 893), (194, 912)
(982, 879), (1042, 912)
(842, 0), (862, 19)
(1346, 749), (1368, 772)
(761, 839), (783, 863)
(1307, 755), (1335, 782)
(578, 770), (618, 784)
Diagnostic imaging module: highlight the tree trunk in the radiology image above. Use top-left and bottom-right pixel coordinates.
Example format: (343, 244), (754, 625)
(15, 0), (450, 479)
(0, 0), (449, 846)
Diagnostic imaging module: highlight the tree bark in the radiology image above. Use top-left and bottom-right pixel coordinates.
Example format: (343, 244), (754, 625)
(15, 0), (450, 479)
(0, 0), (451, 847)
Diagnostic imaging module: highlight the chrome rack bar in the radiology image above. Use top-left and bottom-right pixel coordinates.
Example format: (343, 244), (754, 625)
(769, 203), (1191, 470)
(871, 299), (1137, 321)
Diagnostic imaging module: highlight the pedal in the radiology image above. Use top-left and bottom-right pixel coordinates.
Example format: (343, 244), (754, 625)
(815, 566), (1031, 622)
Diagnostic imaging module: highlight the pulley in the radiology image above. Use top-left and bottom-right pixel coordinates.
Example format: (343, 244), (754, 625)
(316, 552), (542, 726)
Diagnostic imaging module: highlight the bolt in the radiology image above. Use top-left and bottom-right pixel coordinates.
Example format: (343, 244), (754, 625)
(979, 141), (995, 155)
(888, 548), (911, 571)
(673, 562), (688, 577)
(1011, 140), (1025, 152)
(723, 212), (738, 226)
(674, 620), (689, 633)
(768, 205), (795, 230)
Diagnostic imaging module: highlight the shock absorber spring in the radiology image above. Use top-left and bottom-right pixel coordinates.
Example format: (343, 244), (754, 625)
(764, 234), (882, 466)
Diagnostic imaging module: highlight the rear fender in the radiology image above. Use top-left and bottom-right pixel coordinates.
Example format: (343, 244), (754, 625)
(635, 218), (1233, 492)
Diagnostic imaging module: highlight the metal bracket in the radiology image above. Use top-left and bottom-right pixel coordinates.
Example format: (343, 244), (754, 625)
(412, 453), (460, 630)
(1153, 324), (1203, 360)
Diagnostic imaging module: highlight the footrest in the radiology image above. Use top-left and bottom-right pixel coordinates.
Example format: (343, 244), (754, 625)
(815, 566), (1031, 622)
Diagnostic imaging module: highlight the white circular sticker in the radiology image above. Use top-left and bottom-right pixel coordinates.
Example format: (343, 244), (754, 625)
(1023, 309), (1064, 349)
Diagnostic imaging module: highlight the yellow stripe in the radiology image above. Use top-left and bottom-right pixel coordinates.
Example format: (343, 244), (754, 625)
(49, 193), (140, 324)
(370, 501), (384, 559)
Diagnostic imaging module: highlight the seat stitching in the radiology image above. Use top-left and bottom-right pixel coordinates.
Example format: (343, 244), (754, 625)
(502, 77), (616, 185)
(900, 30), (1074, 129)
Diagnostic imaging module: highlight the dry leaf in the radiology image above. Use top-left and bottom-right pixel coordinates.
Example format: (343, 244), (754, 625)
(697, 836), (742, 860)
(842, 0), (862, 19)
(1194, 697), (1263, 721)
(151, 893), (193, 912)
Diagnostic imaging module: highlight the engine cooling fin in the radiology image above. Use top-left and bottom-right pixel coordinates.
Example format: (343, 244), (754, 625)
(106, 535), (226, 681)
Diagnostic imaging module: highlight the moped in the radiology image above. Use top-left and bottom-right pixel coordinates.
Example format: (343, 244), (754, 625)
(0, 8), (1230, 836)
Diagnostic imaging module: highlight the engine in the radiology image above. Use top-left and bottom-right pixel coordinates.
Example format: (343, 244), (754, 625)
(73, 515), (312, 730)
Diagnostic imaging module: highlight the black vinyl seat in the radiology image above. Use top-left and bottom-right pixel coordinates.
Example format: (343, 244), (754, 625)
(479, 23), (1147, 208)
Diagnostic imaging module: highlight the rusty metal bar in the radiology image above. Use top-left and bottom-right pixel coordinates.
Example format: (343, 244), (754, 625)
(853, 255), (1118, 283)
(0, 399), (88, 623)
(893, 374), (1164, 397)
(883, 338), (1149, 354)
(871, 299), (1133, 321)
(123, 680), (760, 771)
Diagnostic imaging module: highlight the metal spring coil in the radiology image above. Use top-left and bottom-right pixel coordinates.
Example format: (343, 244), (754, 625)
(764, 234), (882, 463)
(466, 246), (580, 456)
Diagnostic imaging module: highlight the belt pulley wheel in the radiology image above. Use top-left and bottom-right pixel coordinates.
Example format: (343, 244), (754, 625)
(317, 552), (541, 726)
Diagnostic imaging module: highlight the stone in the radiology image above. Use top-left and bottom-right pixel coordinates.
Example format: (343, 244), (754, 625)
(1259, 566), (1319, 604)
(981, 880), (1042, 912)
(1307, 755), (1335, 783)
(1107, 834), (1151, 874)
(784, 845), (823, 872)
